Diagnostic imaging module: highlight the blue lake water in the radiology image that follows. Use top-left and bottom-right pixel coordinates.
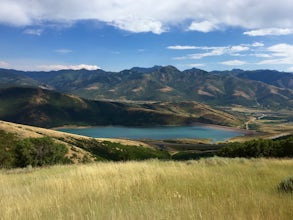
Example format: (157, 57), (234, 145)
(58, 125), (244, 142)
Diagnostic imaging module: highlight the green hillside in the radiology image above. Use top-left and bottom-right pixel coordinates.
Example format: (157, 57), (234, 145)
(0, 87), (242, 128)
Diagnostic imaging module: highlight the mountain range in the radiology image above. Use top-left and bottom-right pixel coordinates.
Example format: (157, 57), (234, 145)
(0, 66), (292, 109)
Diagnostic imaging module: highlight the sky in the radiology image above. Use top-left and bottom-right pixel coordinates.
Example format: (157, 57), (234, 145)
(0, 0), (293, 72)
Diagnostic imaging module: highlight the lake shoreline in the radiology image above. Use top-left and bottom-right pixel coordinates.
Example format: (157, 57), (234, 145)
(55, 123), (250, 142)
(191, 122), (256, 135)
(53, 123), (254, 135)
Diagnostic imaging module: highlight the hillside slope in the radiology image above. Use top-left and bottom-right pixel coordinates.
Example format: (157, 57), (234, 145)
(0, 87), (242, 128)
(0, 120), (169, 164)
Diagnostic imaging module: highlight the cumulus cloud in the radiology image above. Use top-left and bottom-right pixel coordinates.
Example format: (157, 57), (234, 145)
(244, 28), (293, 36)
(258, 43), (293, 65)
(0, 0), (293, 34)
(220, 60), (246, 66)
(188, 21), (218, 32)
(37, 64), (100, 71)
(112, 17), (165, 34)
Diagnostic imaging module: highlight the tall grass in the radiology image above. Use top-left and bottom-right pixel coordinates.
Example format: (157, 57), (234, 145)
(0, 158), (292, 219)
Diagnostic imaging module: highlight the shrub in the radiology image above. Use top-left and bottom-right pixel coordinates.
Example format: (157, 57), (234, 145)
(278, 177), (293, 193)
(172, 151), (214, 160)
(69, 138), (170, 161)
(217, 136), (293, 158)
(0, 130), (19, 168)
(14, 137), (69, 167)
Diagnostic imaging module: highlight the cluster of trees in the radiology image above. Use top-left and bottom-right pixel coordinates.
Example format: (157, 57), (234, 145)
(217, 137), (293, 158)
(0, 130), (69, 168)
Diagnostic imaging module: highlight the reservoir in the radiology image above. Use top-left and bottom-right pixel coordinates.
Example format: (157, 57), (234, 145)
(58, 125), (244, 142)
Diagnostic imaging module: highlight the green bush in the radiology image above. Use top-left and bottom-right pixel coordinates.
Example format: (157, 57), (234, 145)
(69, 138), (170, 161)
(217, 136), (293, 158)
(278, 177), (293, 193)
(1, 131), (69, 168)
(0, 130), (19, 168)
(172, 151), (214, 160)
(14, 137), (69, 167)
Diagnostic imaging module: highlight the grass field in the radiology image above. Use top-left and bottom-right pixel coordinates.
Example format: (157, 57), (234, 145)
(1, 158), (292, 220)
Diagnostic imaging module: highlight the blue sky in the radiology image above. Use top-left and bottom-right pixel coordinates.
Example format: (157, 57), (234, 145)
(0, 0), (293, 72)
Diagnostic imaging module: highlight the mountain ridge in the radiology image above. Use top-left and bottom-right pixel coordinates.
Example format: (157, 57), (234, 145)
(0, 66), (292, 109)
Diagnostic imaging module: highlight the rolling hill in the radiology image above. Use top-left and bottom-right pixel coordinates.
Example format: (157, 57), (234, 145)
(0, 87), (242, 128)
(1, 66), (292, 109)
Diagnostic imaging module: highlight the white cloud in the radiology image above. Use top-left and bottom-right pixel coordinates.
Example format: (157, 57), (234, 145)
(171, 44), (252, 60)
(186, 63), (205, 68)
(268, 44), (293, 57)
(244, 28), (293, 36)
(189, 48), (226, 59)
(1, 0), (293, 34)
(188, 21), (218, 32)
(220, 60), (246, 66)
(23, 29), (43, 36)
(253, 53), (272, 58)
(54, 49), (72, 54)
(251, 42), (264, 47)
(112, 17), (165, 34)
(167, 45), (199, 50)
(230, 46), (250, 53)
(258, 43), (293, 65)
(0, 61), (10, 68)
(37, 64), (100, 71)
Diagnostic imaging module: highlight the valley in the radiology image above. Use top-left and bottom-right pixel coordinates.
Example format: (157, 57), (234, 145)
(0, 66), (292, 157)
(1, 2), (293, 219)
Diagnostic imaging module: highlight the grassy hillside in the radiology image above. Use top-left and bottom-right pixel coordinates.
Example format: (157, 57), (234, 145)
(0, 87), (243, 127)
(0, 120), (170, 166)
(0, 158), (292, 219)
(1, 119), (292, 168)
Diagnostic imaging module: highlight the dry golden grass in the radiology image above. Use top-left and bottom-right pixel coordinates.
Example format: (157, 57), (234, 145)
(0, 158), (292, 220)
(0, 120), (150, 146)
